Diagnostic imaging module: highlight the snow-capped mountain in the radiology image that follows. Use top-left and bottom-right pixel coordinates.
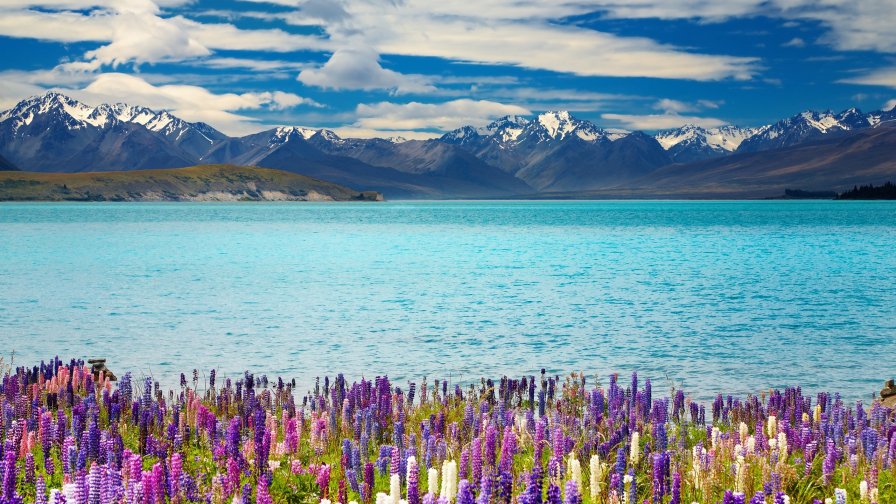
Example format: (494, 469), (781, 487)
(0, 92), (226, 171)
(655, 124), (764, 163)
(3, 91), (896, 197)
(736, 109), (874, 153)
(442, 111), (629, 149)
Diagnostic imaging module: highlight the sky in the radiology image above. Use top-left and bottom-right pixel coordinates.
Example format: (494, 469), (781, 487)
(1, 0), (895, 139)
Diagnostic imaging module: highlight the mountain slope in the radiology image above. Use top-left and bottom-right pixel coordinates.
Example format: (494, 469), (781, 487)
(0, 165), (381, 201)
(308, 135), (533, 195)
(0, 153), (16, 171)
(632, 122), (896, 196)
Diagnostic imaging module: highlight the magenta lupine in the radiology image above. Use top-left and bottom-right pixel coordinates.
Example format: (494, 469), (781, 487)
(256, 475), (273, 504)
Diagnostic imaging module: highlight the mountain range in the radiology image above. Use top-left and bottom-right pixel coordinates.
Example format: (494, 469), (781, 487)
(2, 92), (895, 198)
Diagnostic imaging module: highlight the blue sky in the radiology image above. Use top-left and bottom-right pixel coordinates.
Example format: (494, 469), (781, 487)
(1, 0), (895, 138)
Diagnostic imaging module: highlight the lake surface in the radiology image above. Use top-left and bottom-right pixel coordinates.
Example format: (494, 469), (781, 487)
(1, 200), (894, 401)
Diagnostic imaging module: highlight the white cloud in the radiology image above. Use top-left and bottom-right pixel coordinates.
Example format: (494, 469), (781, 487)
(840, 68), (896, 88)
(592, 0), (896, 53)
(884, 99), (896, 111)
(326, 2), (757, 81)
(0, 2), (329, 70)
(199, 57), (309, 72)
(783, 37), (806, 48)
(354, 99), (530, 131)
(653, 99), (699, 114)
(298, 49), (436, 94)
(601, 112), (728, 130)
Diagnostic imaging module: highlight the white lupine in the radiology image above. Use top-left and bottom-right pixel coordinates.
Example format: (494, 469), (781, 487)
(622, 474), (633, 504)
(440, 460), (457, 501)
(825, 499), (833, 504)
(735, 455), (747, 493)
(391, 474), (401, 504)
(870, 488), (878, 503)
(746, 436), (756, 454)
(567, 452), (582, 494)
(767, 415), (778, 437)
(630, 432), (640, 464)
(711, 427), (721, 449)
(320, 500), (333, 504)
(778, 432), (788, 460)
(739, 422), (749, 441)
(860, 480), (868, 502)
(428, 468), (439, 496)
(589, 454), (606, 500)
(782, 495), (790, 504)
(376, 493), (389, 504)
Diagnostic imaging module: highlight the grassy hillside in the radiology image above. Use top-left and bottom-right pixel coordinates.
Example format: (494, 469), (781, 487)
(0, 164), (383, 201)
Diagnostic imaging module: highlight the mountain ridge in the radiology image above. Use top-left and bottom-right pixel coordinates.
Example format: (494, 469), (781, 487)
(2, 92), (896, 198)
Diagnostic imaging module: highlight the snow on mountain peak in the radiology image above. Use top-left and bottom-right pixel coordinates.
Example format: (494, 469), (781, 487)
(655, 124), (757, 152)
(536, 111), (577, 139)
(271, 126), (318, 144)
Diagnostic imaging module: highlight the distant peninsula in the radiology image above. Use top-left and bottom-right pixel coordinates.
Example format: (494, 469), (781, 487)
(0, 164), (383, 202)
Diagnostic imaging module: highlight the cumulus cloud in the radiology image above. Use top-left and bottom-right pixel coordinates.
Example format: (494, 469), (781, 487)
(601, 112), (728, 130)
(298, 49), (436, 94)
(884, 99), (896, 111)
(783, 37), (806, 48)
(354, 99), (530, 131)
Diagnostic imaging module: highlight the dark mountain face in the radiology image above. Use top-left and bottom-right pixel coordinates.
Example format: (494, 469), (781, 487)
(308, 135), (533, 195)
(515, 132), (671, 192)
(0, 153), (17, 171)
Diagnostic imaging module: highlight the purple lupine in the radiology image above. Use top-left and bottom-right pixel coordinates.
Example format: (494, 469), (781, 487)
(36, 474), (48, 504)
(458, 479), (475, 504)
(2, 450), (17, 502)
(477, 468), (493, 504)
(364, 462), (375, 503)
(408, 458), (420, 504)
(485, 424), (497, 467)
(563, 480), (581, 504)
(670, 472), (680, 504)
(546, 482), (561, 504)
(471, 436), (483, 485)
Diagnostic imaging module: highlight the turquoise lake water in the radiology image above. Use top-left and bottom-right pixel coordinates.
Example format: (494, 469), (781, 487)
(1, 200), (894, 400)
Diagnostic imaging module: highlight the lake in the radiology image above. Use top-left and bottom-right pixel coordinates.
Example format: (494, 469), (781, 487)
(1, 200), (894, 400)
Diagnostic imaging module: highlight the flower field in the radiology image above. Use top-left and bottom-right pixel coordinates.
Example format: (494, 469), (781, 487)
(0, 359), (893, 504)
